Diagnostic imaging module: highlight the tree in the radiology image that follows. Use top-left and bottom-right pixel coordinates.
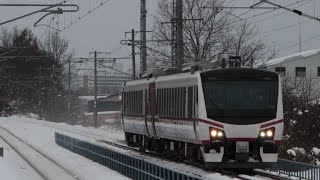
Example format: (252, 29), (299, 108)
(151, 0), (271, 68)
(0, 27), (70, 120)
(279, 76), (320, 164)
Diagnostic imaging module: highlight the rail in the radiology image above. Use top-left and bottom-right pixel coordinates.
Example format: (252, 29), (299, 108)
(270, 158), (320, 180)
(55, 132), (201, 180)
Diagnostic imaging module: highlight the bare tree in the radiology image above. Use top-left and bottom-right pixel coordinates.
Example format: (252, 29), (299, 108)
(151, 0), (271, 67)
(226, 21), (270, 66)
(40, 31), (69, 62)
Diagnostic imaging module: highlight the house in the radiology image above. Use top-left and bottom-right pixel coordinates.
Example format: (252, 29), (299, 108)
(262, 48), (320, 99)
(85, 94), (121, 127)
(262, 48), (320, 78)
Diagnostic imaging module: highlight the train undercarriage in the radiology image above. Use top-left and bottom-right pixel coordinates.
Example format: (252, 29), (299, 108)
(124, 132), (277, 169)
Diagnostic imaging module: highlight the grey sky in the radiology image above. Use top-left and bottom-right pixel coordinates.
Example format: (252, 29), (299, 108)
(1, 0), (319, 66)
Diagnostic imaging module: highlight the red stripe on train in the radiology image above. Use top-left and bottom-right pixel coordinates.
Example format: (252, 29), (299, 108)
(202, 140), (282, 145)
(198, 119), (224, 128)
(260, 119), (284, 129)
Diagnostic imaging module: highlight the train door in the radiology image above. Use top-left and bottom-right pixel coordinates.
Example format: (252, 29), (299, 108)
(146, 82), (157, 137)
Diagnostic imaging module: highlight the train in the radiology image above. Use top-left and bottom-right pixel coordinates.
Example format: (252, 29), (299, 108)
(121, 67), (283, 168)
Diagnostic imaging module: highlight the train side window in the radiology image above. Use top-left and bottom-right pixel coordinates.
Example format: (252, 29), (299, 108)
(174, 88), (178, 117)
(167, 88), (172, 117)
(159, 89), (162, 117)
(170, 88), (172, 117)
(162, 88), (164, 117)
(194, 86), (198, 117)
(179, 87), (181, 118)
(188, 86), (193, 118)
(167, 88), (170, 117)
(128, 91), (131, 115)
(145, 90), (147, 115)
(182, 87), (186, 118)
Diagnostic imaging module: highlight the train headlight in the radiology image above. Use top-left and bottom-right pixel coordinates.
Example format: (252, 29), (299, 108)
(259, 128), (275, 140)
(267, 130), (273, 137)
(209, 128), (225, 140)
(211, 130), (218, 137)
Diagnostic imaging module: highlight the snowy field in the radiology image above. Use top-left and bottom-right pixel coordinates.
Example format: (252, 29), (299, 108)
(0, 116), (128, 180)
(0, 137), (43, 180)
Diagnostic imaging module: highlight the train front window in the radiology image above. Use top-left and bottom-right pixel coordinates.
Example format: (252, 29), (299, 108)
(202, 81), (278, 120)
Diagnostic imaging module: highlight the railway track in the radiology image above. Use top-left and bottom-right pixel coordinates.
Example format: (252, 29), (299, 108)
(22, 120), (290, 180)
(0, 125), (77, 180)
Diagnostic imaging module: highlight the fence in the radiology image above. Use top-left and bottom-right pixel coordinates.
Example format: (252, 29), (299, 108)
(270, 158), (320, 180)
(55, 132), (201, 180)
(55, 132), (320, 180)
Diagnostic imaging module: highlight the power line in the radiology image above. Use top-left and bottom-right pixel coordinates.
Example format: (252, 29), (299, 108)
(61, 0), (112, 31)
(262, 19), (312, 34)
(276, 32), (320, 53)
(251, 0), (312, 24)
(226, 0), (311, 25)
(39, 14), (57, 40)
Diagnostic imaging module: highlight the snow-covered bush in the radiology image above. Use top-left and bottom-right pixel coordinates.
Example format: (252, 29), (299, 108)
(279, 77), (320, 164)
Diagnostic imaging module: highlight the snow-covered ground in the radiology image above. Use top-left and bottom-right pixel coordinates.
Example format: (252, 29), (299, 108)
(0, 116), (128, 180)
(0, 115), (281, 180)
(0, 137), (43, 180)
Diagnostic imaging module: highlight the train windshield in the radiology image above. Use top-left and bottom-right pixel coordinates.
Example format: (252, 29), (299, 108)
(202, 80), (278, 121)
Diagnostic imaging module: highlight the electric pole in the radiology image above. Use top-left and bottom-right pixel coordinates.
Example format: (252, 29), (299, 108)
(94, 51), (98, 128)
(140, 0), (147, 74)
(68, 60), (71, 123)
(171, 0), (176, 68)
(176, 0), (184, 69)
(131, 29), (136, 80)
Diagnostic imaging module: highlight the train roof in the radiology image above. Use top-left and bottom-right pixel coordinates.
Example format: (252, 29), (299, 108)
(124, 68), (278, 87)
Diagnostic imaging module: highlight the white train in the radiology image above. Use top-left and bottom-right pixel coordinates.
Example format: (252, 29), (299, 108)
(121, 68), (283, 168)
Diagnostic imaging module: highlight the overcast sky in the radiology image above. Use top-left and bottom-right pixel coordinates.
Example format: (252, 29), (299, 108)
(1, 0), (320, 69)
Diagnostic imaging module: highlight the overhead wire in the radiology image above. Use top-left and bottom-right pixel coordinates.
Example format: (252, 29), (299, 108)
(224, 0), (311, 25)
(250, 0), (312, 24)
(262, 19), (312, 34)
(276, 32), (320, 53)
(61, 0), (112, 31)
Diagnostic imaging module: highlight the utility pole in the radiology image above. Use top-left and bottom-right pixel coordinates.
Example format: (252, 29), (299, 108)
(140, 0), (147, 74)
(171, 0), (176, 68)
(176, 0), (184, 69)
(94, 51), (98, 128)
(68, 60), (71, 123)
(39, 66), (42, 120)
(131, 29), (136, 80)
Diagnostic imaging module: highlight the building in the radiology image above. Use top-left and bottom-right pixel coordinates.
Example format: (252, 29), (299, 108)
(263, 48), (320, 77)
(77, 63), (132, 95)
(85, 94), (121, 127)
(262, 48), (320, 98)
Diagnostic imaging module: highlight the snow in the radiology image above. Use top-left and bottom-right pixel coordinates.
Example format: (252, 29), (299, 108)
(312, 147), (320, 156)
(0, 116), (128, 180)
(287, 149), (297, 157)
(297, 110), (303, 115)
(84, 111), (121, 116)
(78, 96), (107, 101)
(264, 48), (320, 66)
(287, 147), (306, 157)
(0, 126), (77, 180)
(0, 116), (239, 180)
(294, 147), (306, 155)
(0, 138), (43, 180)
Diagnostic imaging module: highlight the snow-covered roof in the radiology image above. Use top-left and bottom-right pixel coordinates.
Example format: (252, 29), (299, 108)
(78, 96), (107, 101)
(265, 48), (320, 66)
